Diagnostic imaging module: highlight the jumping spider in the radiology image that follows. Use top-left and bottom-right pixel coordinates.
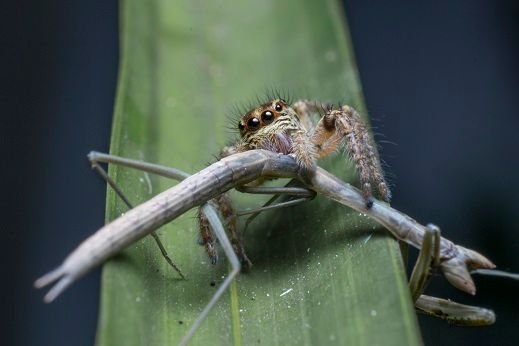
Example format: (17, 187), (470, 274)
(198, 98), (391, 268)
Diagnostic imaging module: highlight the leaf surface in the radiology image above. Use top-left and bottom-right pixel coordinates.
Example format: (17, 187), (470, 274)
(97, 1), (421, 345)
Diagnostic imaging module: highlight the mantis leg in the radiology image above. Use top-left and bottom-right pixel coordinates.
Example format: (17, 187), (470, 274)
(88, 152), (246, 344)
(179, 204), (241, 345)
(88, 151), (205, 279)
(409, 224), (496, 326)
(415, 295), (495, 326)
(236, 179), (316, 234)
(408, 224), (441, 302)
(198, 179), (316, 269)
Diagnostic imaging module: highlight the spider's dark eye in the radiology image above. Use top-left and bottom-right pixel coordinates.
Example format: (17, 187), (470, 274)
(261, 110), (274, 122)
(238, 122), (245, 131)
(275, 103), (283, 111)
(247, 117), (260, 128)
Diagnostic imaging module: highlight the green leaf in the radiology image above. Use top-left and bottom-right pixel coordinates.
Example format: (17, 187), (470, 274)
(97, 0), (422, 345)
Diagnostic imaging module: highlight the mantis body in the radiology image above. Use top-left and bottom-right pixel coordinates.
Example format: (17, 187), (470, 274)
(35, 149), (506, 345)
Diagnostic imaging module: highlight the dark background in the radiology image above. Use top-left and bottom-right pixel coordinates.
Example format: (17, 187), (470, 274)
(2, 1), (518, 345)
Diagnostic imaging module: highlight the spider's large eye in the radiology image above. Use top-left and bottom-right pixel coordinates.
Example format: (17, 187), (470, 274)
(247, 117), (260, 129)
(275, 103), (283, 111)
(261, 110), (274, 123)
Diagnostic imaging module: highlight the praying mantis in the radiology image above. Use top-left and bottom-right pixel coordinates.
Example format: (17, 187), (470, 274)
(35, 144), (514, 345)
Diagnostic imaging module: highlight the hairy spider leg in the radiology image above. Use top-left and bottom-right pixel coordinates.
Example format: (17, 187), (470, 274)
(197, 193), (253, 269)
(197, 204), (218, 264)
(294, 101), (391, 206)
(292, 99), (334, 131)
(215, 193), (253, 269)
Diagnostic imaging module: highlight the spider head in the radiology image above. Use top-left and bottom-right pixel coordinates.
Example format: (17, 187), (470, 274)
(238, 99), (291, 137)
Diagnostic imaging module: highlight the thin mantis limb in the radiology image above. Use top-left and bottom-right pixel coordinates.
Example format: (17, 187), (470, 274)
(404, 224), (497, 326)
(308, 166), (496, 295)
(89, 152), (258, 276)
(405, 225), (496, 326)
(179, 203), (241, 346)
(35, 150), (301, 302)
(218, 181), (316, 267)
(471, 269), (519, 280)
(239, 179), (315, 232)
(88, 151), (190, 180)
(90, 151), (312, 269)
(242, 193), (279, 235)
(89, 151), (231, 273)
(90, 161), (185, 279)
(415, 266), (519, 326)
(415, 295), (496, 326)
(235, 185), (314, 215)
(308, 166), (502, 326)
(236, 185), (315, 197)
(409, 224), (440, 302)
(236, 198), (310, 216)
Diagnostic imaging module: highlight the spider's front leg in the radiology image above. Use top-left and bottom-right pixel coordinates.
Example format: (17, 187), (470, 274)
(197, 193), (253, 270)
(306, 104), (391, 207)
(196, 144), (253, 270)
